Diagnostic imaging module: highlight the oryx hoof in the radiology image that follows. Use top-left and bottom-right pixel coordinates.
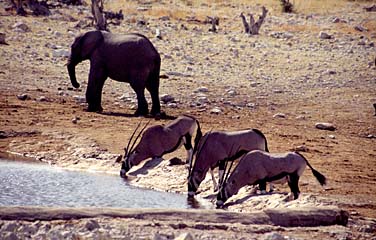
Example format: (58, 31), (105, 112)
(216, 200), (224, 208)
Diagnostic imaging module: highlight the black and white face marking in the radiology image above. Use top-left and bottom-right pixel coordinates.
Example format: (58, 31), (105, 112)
(120, 151), (136, 178)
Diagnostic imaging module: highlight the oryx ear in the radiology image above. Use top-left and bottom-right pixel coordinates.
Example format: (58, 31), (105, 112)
(114, 155), (123, 163)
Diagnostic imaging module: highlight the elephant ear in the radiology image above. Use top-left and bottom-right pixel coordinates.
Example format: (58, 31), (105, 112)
(78, 31), (104, 59)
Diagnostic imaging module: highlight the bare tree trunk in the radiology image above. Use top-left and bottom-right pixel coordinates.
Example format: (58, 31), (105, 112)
(240, 13), (249, 34)
(240, 7), (268, 35)
(91, 0), (107, 31)
(12, 0), (26, 16)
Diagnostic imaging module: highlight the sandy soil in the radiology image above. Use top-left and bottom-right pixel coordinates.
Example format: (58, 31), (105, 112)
(0, 0), (375, 239)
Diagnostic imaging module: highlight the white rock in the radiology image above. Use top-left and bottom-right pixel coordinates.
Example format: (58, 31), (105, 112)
(52, 49), (70, 58)
(167, 102), (178, 108)
(210, 107), (222, 114)
(196, 86), (208, 93)
(38, 96), (48, 102)
(263, 232), (286, 240)
(315, 122), (336, 131)
(12, 22), (31, 32)
(73, 95), (86, 103)
(175, 232), (194, 240)
(226, 90), (237, 96)
(273, 113), (286, 118)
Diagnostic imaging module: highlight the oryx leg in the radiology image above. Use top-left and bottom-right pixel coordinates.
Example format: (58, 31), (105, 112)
(213, 160), (226, 192)
(209, 167), (219, 191)
(183, 133), (193, 165)
(269, 183), (275, 192)
(288, 172), (300, 200)
(259, 180), (267, 194)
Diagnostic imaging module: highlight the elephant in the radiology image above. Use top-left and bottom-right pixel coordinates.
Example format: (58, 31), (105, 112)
(67, 30), (161, 116)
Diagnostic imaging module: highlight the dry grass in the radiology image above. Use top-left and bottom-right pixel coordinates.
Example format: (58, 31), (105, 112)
(103, 0), (356, 18)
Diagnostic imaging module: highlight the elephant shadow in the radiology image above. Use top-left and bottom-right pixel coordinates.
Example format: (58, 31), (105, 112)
(100, 111), (176, 120)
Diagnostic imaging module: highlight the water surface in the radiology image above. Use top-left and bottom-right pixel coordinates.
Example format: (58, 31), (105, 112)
(0, 159), (210, 209)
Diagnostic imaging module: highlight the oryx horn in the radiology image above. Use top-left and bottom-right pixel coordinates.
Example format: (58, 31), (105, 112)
(128, 119), (151, 154)
(188, 129), (212, 178)
(125, 120), (142, 156)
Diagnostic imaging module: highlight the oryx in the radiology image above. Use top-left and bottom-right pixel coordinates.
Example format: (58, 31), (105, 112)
(187, 128), (269, 197)
(120, 115), (202, 178)
(216, 150), (327, 208)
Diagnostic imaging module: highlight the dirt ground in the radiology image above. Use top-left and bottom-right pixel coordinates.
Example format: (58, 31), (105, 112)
(0, 0), (375, 239)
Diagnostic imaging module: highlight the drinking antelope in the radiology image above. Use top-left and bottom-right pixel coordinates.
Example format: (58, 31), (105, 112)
(216, 150), (327, 208)
(187, 129), (269, 197)
(120, 115), (201, 178)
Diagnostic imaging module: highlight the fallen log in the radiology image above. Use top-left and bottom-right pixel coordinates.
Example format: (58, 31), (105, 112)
(0, 206), (349, 227)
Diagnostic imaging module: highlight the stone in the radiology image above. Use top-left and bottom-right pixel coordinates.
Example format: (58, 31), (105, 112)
(315, 122), (336, 131)
(354, 25), (367, 32)
(73, 95), (86, 103)
(160, 94), (175, 103)
(1, 232), (18, 240)
(263, 232), (285, 240)
(169, 157), (185, 166)
(1, 222), (18, 232)
(175, 232), (194, 240)
(38, 96), (48, 102)
(295, 145), (309, 152)
(319, 31), (332, 40)
(0, 33), (7, 45)
(273, 113), (286, 118)
(85, 219), (100, 231)
(52, 49), (70, 58)
(72, 116), (80, 124)
(195, 86), (208, 93)
(226, 90), (237, 96)
(155, 28), (162, 39)
(210, 107), (222, 114)
(12, 22), (31, 32)
(17, 94), (29, 101)
(167, 102), (178, 108)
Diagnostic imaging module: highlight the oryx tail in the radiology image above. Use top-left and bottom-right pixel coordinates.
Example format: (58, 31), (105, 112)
(295, 152), (326, 186)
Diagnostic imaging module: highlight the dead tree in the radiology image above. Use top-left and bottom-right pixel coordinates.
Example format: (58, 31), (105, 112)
(240, 6), (268, 35)
(280, 0), (294, 13)
(91, 0), (107, 31)
(206, 16), (219, 32)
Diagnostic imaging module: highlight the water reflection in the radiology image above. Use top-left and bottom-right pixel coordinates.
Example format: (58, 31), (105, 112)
(0, 159), (212, 209)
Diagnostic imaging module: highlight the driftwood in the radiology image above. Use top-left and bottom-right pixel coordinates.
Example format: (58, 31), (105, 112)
(240, 6), (268, 35)
(0, 206), (349, 227)
(91, 0), (107, 31)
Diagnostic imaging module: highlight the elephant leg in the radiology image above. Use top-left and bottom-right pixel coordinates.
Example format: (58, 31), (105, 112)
(131, 84), (148, 116)
(146, 83), (160, 116)
(86, 66), (107, 112)
(146, 69), (161, 116)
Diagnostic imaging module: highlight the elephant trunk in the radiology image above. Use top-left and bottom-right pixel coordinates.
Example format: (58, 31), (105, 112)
(67, 58), (80, 89)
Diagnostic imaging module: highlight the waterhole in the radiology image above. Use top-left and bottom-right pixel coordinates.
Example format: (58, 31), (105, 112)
(0, 159), (211, 209)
